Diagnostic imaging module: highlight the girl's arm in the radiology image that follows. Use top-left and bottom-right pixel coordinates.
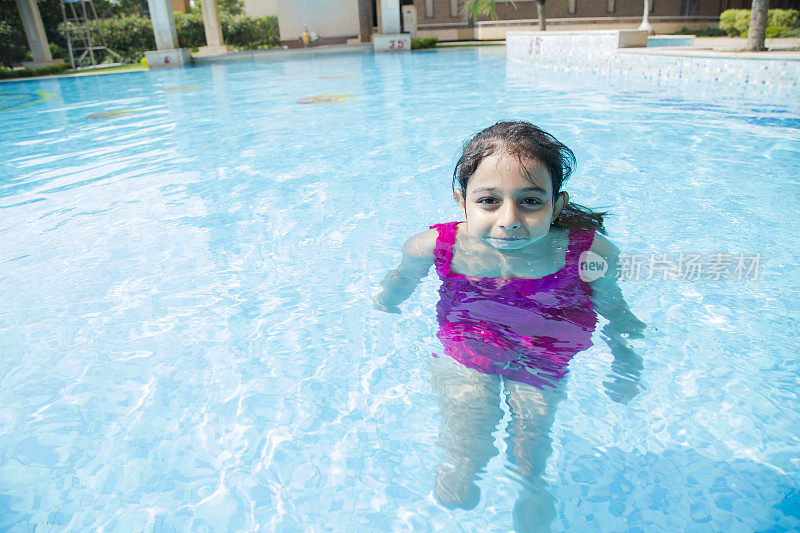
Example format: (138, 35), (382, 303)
(588, 233), (646, 403)
(373, 229), (437, 314)
(587, 234), (646, 338)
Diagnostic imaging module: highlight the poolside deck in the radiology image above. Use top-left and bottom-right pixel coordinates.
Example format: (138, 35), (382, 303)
(686, 36), (800, 53)
(192, 43), (373, 65)
(506, 32), (799, 91)
(4, 37), (797, 83)
(191, 37), (800, 64)
(623, 36), (800, 60)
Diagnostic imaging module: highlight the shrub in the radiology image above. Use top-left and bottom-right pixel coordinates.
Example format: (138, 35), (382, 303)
(0, 19), (28, 68)
(223, 15), (279, 48)
(58, 14), (278, 64)
(174, 13), (279, 50)
(770, 9), (799, 29)
(219, 0), (244, 16)
(411, 37), (437, 49)
(49, 42), (66, 60)
(719, 9), (750, 36)
(719, 8), (800, 37)
(59, 16), (155, 63)
(675, 26), (727, 36)
(765, 25), (800, 37)
(0, 62), (69, 79)
(192, 0), (244, 16)
(2, 0), (73, 67)
(174, 12), (206, 49)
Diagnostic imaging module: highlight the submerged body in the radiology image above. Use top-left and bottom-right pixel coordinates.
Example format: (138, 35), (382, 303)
(431, 221), (597, 390)
(373, 122), (645, 528)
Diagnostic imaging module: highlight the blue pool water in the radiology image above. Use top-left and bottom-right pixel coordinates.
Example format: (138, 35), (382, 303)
(1, 47), (799, 531)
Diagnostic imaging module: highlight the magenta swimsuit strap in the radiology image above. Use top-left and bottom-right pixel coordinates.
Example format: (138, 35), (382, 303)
(430, 221), (591, 280)
(562, 227), (592, 277)
(430, 221), (458, 278)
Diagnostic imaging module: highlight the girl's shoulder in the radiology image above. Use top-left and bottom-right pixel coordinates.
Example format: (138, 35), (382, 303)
(402, 227), (438, 261)
(587, 231), (621, 261)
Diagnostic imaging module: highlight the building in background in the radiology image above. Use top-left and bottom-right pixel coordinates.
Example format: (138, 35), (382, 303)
(170, 0), (191, 12)
(240, 0), (798, 45)
(241, 0), (278, 17)
(273, 0), (360, 47)
(412, 0), (800, 39)
(414, 0), (720, 39)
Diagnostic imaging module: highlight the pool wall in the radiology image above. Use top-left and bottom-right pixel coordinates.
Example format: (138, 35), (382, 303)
(647, 35), (696, 47)
(192, 44), (374, 65)
(507, 31), (800, 91)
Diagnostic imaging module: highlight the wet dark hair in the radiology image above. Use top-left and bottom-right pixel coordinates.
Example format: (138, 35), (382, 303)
(453, 121), (607, 234)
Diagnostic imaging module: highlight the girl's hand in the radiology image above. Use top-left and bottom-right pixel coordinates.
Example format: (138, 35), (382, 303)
(372, 229), (436, 314)
(587, 232), (646, 340)
(601, 325), (644, 404)
(603, 311), (646, 340)
(603, 375), (641, 404)
(372, 298), (401, 314)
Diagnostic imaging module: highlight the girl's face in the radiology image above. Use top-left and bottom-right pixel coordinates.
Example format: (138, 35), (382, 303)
(455, 152), (568, 252)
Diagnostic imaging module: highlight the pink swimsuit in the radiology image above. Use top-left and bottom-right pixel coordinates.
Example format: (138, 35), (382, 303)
(430, 221), (598, 389)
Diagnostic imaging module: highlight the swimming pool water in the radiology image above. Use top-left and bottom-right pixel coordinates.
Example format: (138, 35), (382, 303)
(1, 47), (799, 531)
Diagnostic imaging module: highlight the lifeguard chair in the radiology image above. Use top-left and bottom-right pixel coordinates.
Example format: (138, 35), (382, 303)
(59, 0), (122, 68)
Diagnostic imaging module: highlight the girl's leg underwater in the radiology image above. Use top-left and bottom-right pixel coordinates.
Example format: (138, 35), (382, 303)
(504, 378), (566, 532)
(427, 356), (503, 510)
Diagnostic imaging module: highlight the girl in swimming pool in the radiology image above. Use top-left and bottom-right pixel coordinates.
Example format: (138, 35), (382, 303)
(373, 121), (645, 530)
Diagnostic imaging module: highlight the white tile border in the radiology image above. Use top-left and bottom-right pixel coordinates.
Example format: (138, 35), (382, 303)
(506, 31), (800, 92)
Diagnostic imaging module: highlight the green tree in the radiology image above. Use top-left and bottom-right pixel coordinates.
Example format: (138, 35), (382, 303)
(465, 0), (546, 30)
(106, 0), (149, 17)
(1, 0), (68, 66)
(190, 0), (243, 16)
(465, 0), (499, 20)
(219, 0), (242, 16)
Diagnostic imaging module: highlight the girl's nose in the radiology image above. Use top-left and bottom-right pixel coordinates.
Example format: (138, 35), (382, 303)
(499, 204), (521, 230)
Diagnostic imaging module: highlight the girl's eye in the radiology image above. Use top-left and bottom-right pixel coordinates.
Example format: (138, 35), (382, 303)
(522, 198), (543, 205)
(477, 198), (498, 205)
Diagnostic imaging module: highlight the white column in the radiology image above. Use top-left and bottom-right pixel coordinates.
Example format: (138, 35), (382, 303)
(379, 0), (400, 34)
(146, 0), (180, 49)
(401, 5), (416, 37)
(638, 0), (654, 35)
(198, 0), (232, 53)
(14, 0), (61, 68)
(144, 0), (192, 67)
(373, 0), (408, 51)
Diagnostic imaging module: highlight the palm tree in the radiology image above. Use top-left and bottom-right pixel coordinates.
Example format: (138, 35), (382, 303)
(466, 0), (543, 31)
(746, 0), (768, 51)
(465, 0), (499, 20)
